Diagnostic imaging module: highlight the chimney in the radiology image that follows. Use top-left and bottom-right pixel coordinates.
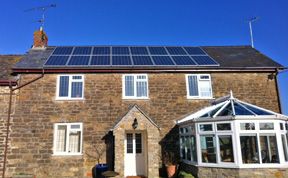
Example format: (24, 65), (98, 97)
(33, 27), (48, 49)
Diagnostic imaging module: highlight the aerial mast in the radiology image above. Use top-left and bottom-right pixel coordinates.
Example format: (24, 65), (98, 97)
(247, 17), (259, 48)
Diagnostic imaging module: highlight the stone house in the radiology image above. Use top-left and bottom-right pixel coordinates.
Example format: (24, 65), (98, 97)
(0, 28), (287, 178)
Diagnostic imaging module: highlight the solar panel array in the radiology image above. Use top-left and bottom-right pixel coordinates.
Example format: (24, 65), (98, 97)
(44, 46), (219, 67)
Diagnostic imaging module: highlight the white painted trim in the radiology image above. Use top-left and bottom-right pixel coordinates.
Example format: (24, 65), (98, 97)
(55, 74), (85, 100)
(122, 74), (149, 99)
(53, 122), (83, 156)
(185, 74), (213, 99)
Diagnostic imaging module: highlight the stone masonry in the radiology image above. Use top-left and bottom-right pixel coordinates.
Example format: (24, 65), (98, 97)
(2, 72), (280, 178)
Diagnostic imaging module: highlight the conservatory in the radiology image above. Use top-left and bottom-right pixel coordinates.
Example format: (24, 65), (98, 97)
(177, 92), (288, 169)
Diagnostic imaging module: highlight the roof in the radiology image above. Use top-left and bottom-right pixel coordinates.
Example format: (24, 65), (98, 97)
(177, 91), (288, 124)
(0, 55), (22, 80)
(13, 45), (283, 73)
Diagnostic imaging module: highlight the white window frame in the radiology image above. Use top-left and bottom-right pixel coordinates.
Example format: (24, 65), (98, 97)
(53, 122), (83, 156)
(179, 124), (197, 164)
(185, 74), (213, 99)
(56, 74), (84, 100)
(122, 74), (149, 99)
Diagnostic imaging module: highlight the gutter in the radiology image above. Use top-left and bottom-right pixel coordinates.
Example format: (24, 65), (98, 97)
(0, 80), (17, 86)
(2, 71), (44, 178)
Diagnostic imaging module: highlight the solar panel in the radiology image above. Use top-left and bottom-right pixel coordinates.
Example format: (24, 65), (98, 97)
(112, 56), (131, 65)
(148, 47), (168, 55)
(152, 56), (174, 65)
(172, 56), (196, 65)
(184, 47), (206, 55)
(166, 47), (187, 55)
(68, 56), (90, 65)
(73, 47), (92, 55)
(191, 56), (218, 65)
(91, 56), (110, 65)
(45, 56), (69, 65)
(130, 47), (149, 55)
(93, 47), (110, 55)
(112, 47), (129, 55)
(132, 56), (153, 65)
(53, 47), (73, 55)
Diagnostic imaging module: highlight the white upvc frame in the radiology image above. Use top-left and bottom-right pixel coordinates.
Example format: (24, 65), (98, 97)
(236, 119), (288, 168)
(196, 121), (237, 167)
(122, 74), (149, 99)
(53, 122), (83, 156)
(56, 74), (85, 100)
(185, 74), (213, 99)
(179, 124), (197, 164)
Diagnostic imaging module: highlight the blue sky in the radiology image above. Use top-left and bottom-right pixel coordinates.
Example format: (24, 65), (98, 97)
(0, 0), (287, 114)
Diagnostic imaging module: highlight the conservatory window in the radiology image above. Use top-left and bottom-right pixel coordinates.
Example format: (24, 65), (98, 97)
(186, 74), (212, 99)
(281, 134), (288, 161)
(260, 134), (279, 163)
(240, 123), (255, 130)
(199, 124), (213, 132)
(218, 135), (234, 163)
(217, 123), (231, 131)
(200, 135), (216, 163)
(259, 123), (274, 130)
(180, 126), (197, 163)
(240, 135), (259, 164)
(280, 123), (284, 130)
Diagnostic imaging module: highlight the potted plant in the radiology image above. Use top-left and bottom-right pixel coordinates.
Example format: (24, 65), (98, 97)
(163, 151), (178, 178)
(85, 142), (108, 178)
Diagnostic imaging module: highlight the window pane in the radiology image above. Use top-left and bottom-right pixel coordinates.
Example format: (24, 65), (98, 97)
(136, 81), (147, 97)
(125, 76), (134, 96)
(69, 130), (81, 153)
(217, 123), (231, 131)
(59, 76), (69, 97)
(280, 123), (284, 130)
(240, 135), (259, 164)
(200, 124), (213, 132)
(282, 135), (288, 161)
(71, 82), (83, 98)
(200, 135), (216, 163)
(188, 75), (199, 96)
(199, 80), (211, 97)
(260, 135), (279, 163)
(126, 133), (133, 153)
(219, 135), (234, 162)
(185, 136), (192, 161)
(191, 136), (197, 162)
(56, 125), (67, 152)
(180, 136), (186, 159)
(240, 123), (255, 130)
(136, 133), (142, 154)
(260, 123), (274, 130)
(72, 76), (82, 80)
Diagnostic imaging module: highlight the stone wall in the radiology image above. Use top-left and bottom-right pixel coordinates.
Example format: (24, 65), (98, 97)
(180, 163), (288, 178)
(0, 87), (17, 176)
(3, 72), (280, 178)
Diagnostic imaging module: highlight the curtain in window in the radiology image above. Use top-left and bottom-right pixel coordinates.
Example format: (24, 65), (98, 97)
(71, 82), (83, 98)
(125, 76), (134, 96)
(188, 76), (198, 96)
(59, 76), (69, 97)
(199, 80), (211, 97)
(56, 125), (67, 152)
(69, 131), (81, 153)
(136, 81), (147, 97)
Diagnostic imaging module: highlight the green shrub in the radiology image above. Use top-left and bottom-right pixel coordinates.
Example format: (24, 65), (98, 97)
(178, 170), (195, 178)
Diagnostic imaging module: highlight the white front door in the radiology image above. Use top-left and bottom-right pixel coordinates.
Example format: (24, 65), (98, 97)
(124, 132), (146, 177)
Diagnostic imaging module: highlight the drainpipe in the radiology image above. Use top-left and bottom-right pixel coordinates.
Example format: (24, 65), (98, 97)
(2, 71), (44, 178)
(275, 67), (288, 114)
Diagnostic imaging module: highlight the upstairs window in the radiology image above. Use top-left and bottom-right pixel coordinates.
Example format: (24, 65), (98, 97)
(57, 75), (84, 100)
(53, 123), (83, 155)
(123, 74), (148, 99)
(186, 74), (212, 99)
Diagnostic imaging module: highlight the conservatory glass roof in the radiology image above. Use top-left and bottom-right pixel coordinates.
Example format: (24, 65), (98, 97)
(177, 91), (287, 124)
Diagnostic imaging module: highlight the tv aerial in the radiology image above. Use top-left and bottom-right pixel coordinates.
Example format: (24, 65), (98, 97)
(25, 4), (56, 29)
(247, 17), (259, 48)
